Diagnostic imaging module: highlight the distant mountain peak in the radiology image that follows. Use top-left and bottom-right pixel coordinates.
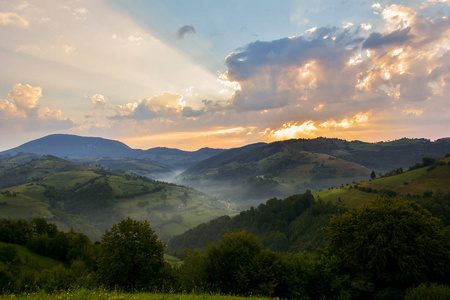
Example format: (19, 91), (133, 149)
(0, 134), (135, 158)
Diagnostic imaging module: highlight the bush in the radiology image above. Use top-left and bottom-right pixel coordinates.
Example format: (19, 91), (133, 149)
(404, 283), (450, 300)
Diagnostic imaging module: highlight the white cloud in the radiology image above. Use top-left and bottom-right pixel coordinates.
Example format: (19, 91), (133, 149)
(89, 94), (108, 108)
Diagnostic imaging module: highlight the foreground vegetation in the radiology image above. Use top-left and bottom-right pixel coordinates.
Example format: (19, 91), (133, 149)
(0, 289), (271, 300)
(1, 195), (449, 299)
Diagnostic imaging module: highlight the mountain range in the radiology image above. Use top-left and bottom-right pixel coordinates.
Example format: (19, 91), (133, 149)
(1, 133), (449, 243)
(1, 134), (450, 208)
(0, 134), (224, 174)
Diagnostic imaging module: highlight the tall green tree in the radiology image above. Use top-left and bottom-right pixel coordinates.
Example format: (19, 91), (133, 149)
(97, 218), (165, 291)
(324, 197), (450, 296)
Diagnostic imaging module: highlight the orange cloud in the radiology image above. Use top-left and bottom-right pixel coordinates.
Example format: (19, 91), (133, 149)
(263, 121), (317, 140)
(8, 83), (42, 114)
(263, 111), (372, 142)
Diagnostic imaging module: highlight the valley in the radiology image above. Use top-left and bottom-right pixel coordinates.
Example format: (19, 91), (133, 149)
(0, 134), (449, 298)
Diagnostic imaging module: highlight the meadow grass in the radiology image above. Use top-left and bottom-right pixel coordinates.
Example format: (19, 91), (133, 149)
(315, 187), (375, 208)
(0, 289), (271, 300)
(0, 241), (62, 271)
(42, 171), (100, 190)
(0, 190), (53, 219)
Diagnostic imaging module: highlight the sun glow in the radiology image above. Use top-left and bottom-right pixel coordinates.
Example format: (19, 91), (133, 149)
(263, 121), (317, 140)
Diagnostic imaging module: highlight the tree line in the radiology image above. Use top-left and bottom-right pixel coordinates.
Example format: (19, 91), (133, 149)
(0, 195), (449, 299)
(169, 191), (344, 254)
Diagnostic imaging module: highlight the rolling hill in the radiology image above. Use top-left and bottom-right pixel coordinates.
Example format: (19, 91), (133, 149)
(178, 137), (450, 208)
(168, 156), (450, 255)
(0, 155), (233, 241)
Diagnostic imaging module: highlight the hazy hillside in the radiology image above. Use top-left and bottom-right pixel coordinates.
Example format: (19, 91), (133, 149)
(178, 137), (450, 207)
(169, 156), (450, 255)
(0, 155), (233, 241)
(0, 134), (224, 176)
(137, 147), (225, 170)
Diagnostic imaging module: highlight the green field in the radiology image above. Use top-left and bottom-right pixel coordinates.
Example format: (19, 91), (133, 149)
(0, 290), (270, 300)
(0, 156), (234, 241)
(315, 162), (450, 208)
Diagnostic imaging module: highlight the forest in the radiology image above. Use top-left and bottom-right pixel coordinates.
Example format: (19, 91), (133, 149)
(0, 193), (449, 299)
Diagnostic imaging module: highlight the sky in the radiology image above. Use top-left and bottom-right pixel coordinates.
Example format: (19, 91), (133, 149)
(0, 0), (449, 151)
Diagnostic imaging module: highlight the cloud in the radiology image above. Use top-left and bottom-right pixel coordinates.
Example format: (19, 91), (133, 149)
(41, 108), (62, 119)
(262, 111), (371, 141)
(362, 28), (413, 49)
(0, 99), (22, 118)
(89, 94), (108, 108)
(105, 2), (449, 149)
(113, 92), (185, 120)
(205, 3), (450, 144)
(0, 12), (29, 28)
(176, 25), (196, 39)
(8, 84), (42, 116)
(224, 27), (364, 112)
(0, 84), (74, 134)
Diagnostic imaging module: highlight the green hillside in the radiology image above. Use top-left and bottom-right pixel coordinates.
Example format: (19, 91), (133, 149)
(179, 137), (450, 208)
(72, 157), (175, 179)
(169, 157), (450, 254)
(0, 241), (62, 271)
(0, 154), (85, 189)
(0, 155), (233, 241)
(316, 157), (450, 208)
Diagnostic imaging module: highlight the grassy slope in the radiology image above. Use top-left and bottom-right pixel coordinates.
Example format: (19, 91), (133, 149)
(0, 159), (233, 241)
(0, 184), (53, 219)
(315, 161), (450, 209)
(0, 241), (62, 271)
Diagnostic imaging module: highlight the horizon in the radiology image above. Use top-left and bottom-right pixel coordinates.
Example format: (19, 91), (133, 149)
(1, 132), (449, 153)
(1, 1), (449, 151)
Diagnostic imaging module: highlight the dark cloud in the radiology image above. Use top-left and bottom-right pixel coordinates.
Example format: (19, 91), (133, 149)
(362, 28), (413, 49)
(182, 106), (204, 118)
(226, 27), (362, 81)
(176, 25), (196, 39)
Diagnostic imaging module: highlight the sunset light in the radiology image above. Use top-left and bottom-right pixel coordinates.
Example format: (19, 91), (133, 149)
(0, 0), (448, 151)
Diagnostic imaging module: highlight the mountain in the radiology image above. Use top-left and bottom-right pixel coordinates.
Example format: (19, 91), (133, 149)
(0, 134), (225, 176)
(0, 134), (136, 158)
(178, 137), (450, 207)
(136, 147), (224, 170)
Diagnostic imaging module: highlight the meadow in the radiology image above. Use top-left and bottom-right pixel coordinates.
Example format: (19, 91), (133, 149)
(0, 289), (270, 300)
